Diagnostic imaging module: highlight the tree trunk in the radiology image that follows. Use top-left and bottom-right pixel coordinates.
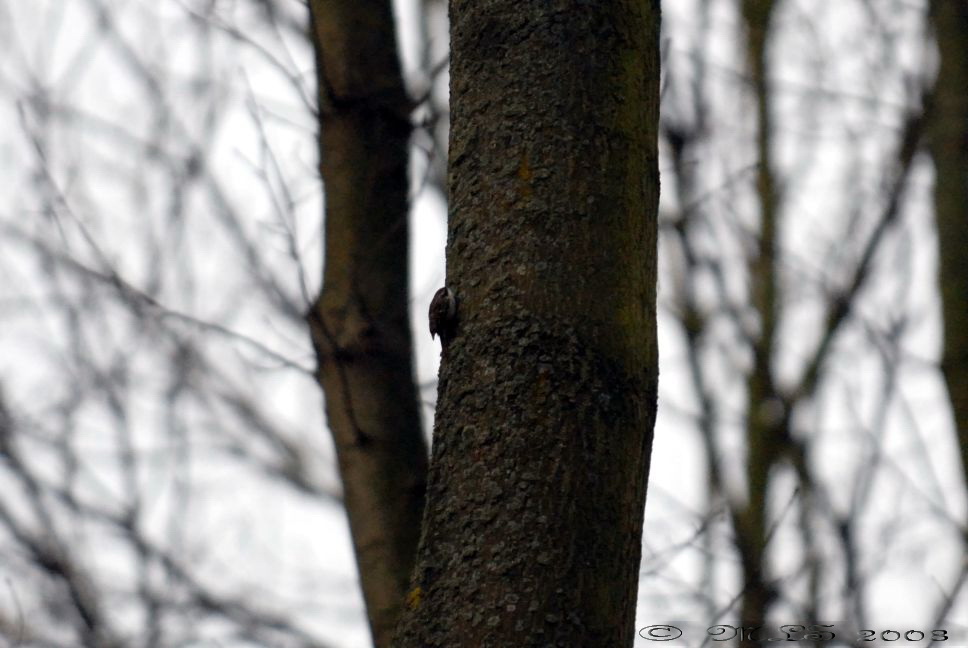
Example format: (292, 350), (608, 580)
(738, 0), (781, 641)
(929, 0), (968, 499)
(394, 2), (661, 646)
(306, 3), (427, 646)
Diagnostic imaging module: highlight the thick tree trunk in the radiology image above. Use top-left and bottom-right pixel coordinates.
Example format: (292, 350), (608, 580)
(306, 3), (428, 646)
(394, 2), (661, 646)
(929, 0), (968, 498)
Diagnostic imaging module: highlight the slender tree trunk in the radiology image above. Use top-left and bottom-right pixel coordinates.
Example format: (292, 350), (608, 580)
(739, 0), (781, 640)
(928, 0), (968, 500)
(306, 3), (427, 646)
(394, 2), (661, 646)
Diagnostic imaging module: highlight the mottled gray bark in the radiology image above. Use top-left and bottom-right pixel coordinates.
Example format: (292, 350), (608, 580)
(394, 2), (661, 646)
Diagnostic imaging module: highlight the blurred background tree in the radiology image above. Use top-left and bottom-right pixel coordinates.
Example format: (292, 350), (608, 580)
(0, 0), (964, 646)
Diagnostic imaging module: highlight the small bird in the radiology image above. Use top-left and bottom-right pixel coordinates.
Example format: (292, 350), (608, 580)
(428, 286), (457, 349)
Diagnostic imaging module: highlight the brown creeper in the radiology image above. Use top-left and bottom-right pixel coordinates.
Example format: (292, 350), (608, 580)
(428, 286), (457, 348)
